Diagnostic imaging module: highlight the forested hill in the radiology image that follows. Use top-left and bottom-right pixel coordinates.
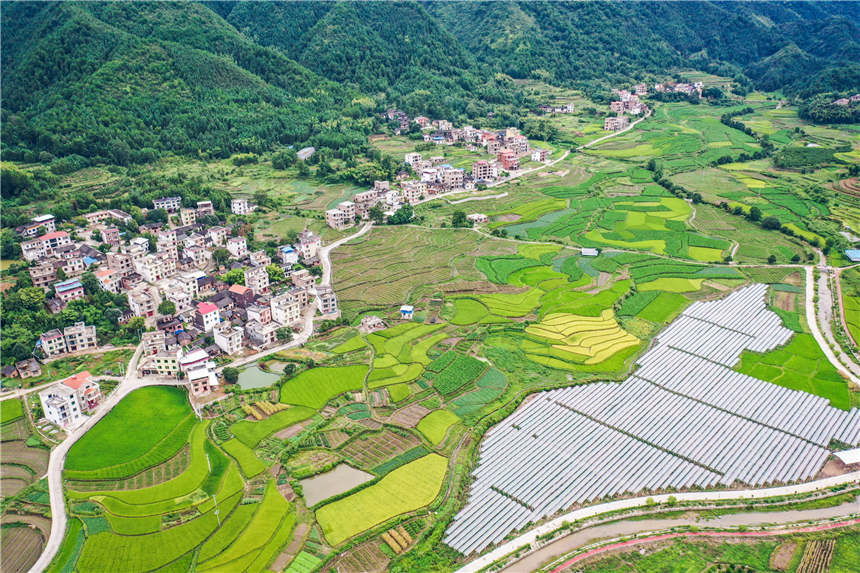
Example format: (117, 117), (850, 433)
(0, 1), (351, 163)
(3, 1), (859, 165)
(427, 1), (860, 96)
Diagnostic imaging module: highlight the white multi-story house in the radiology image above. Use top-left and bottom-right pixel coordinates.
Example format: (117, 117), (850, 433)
(248, 250), (271, 268)
(196, 301), (220, 332)
(214, 324), (245, 355)
(21, 231), (72, 261)
(153, 196), (181, 212)
(129, 288), (158, 318)
(278, 245), (299, 265)
(179, 208), (197, 226)
(244, 265), (270, 295)
(63, 322), (97, 353)
(231, 198), (255, 215)
(39, 371), (101, 428)
(196, 200), (215, 216)
(405, 152), (422, 168)
(138, 252), (177, 283)
(271, 291), (303, 326)
(94, 268), (122, 294)
(39, 329), (68, 357)
(246, 320), (279, 349)
(207, 226), (229, 247)
(226, 237), (248, 259)
(316, 286), (338, 316)
(297, 230), (321, 262)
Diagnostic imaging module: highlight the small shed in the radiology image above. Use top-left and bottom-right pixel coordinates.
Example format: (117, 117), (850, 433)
(846, 249), (860, 263)
(581, 248), (599, 257)
(400, 305), (414, 320)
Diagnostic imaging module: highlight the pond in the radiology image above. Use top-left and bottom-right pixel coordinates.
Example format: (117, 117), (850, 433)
(236, 365), (281, 390)
(299, 464), (375, 507)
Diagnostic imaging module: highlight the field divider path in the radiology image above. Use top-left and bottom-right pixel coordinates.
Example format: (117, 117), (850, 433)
(455, 470), (860, 573)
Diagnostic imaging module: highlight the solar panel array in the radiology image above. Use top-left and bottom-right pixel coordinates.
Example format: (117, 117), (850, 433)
(445, 284), (860, 555)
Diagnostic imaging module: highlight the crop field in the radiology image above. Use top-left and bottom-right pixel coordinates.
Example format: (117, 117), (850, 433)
(416, 409), (460, 445)
(66, 387), (192, 476)
(340, 429), (421, 469)
(1, 398), (24, 424)
(231, 406), (316, 448)
(737, 333), (852, 409)
(331, 227), (512, 309)
(840, 267), (860, 347)
(525, 309), (639, 365)
(280, 365), (368, 409)
(316, 454), (447, 546)
(221, 438), (267, 477)
(425, 352), (487, 395)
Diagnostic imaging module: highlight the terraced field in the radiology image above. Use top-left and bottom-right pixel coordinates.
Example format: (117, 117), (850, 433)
(525, 309), (639, 365)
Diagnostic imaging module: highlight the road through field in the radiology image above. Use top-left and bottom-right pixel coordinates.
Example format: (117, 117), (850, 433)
(805, 263), (860, 386)
(455, 471), (860, 573)
(507, 500), (860, 572)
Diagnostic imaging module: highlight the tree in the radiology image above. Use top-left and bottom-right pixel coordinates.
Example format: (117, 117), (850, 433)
(272, 149), (297, 170)
(451, 210), (471, 228)
(768, 254), (777, 264)
(387, 204), (413, 225)
(791, 254), (801, 263)
(18, 287), (46, 311)
(158, 300), (176, 316)
(266, 264), (285, 284)
(748, 206), (762, 222)
(221, 268), (245, 285)
(212, 248), (230, 265)
(276, 327), (292, 342)
(368, 205), (385, 225)
(691, 193), (702, 204)
(761, 216), (781, 230)
(222, 367), (239, 384)
(297, 161), (311, 177)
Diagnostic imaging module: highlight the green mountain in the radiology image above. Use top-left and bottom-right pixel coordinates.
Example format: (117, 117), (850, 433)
(3, 1), (858, 164)
(1, 2), (348, 162)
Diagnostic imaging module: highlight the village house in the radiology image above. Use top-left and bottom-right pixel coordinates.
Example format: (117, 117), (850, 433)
(400, 305), (414, 320)
(187, 366), (217, 396)
(214, 323), (245, 355)
(54, 278), (85, 305)
(244, 265), (270, 295)
(106, 252), (135, 277)
(360, 315), (386, 333)
(196, 200), (215, 217)
(290, 269), (315, 289)
(29, 264), (57, 290)
(179, 349), (211, 374)
(138, 349), (180, 378)
(441, 167), (465, 190)
(226, 236), (248, 259)
(141, 330), (167, 356)
(271, 291), (303, 326)
(15, 359), (42, 379)
(94, 268), (122, 294)
(207, 226), (228, 247)
(21, 230), (72, 261)
(604, 115), (630, 131)
(196, 301), (220, 332)
(505, 134), (530, 155)
(316, 286), (338, 315)
(179, 208), (197, 226)
(297, 230), (321, 263)
(297, 147), (316, 161)
(497, 149), (519, 171)
(402, 182), (426, 204)
(129, 288), (158, 318)
(414, 116), (430, 127)
(471, 160), (497, 181)
(405, 152), (423, 168)
(64, 322), (97, 353)
(467, 213), (489, 224)
(156, 230), (178, 258)
(278, 245), (299, 265)
(326, 205), (354, 230)
(39, 371), (101, 428)
(16, 214), (56, 238)
(531, 149), (549, 162)
(246, 320), (279, 348)
(101, 225), (121, 246)
(39, 329), (68, 357)
(153, 196), (181, 212)
(137, 252), (177, 283)
(247, 304), (272, 324)
(231, 198), (255, 215)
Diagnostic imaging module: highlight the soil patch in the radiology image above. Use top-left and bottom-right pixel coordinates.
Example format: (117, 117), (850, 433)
(330, 541), (389, 573)
(815, 458), (848, 478)
(274, 419), (313, 440)
(0, 478), (29, 498)
(774, 291), (796, 312)
(494, 214), (522, 222)
(1, 513), (51, 537)
(0, 524), (43, 573)
(272, 522), (311, 570)
(770, 541), (797, 571)
(388, 403), (430, 428)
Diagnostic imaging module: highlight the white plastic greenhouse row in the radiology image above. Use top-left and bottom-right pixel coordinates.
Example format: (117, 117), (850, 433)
(636, 346), (860, 446)
(551, 380), (829, 484)
(444, 399), (722, 555)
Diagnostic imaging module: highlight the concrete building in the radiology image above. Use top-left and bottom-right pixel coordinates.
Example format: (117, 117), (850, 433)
(29, 264), (57, 290)
(141, 330), (167, 356)
(39, 329), (67, 357)
(271, 291), (303, 326)
(94, 268), (122, 294)
(39, 371), (101, 428)
(297, 230), (321, 262)
(63, 322), (97, 353)
(497, 149), (519, 171)
(129, 288), (158, 318)
(246, 320), (279, 348)
(316, 286), (338, 315)
(226, 237), (248, 259)
(196, 301), (221, 332)
(21, 231), (72, 261)
(441, 168), (465, 189)
(247, 304), (272, 325)
(472, 160), (496, 181)
(244, 265), (270, 295)
(54, 278), (85, 304)
(604, 115), (630, 131)
(531, 148), (549, 162)
(228, 283), (255, 308)
(16, 214), (56, 238)
(207, 226), (229, 247)
(179, 208), (197, 226)
(138, 252), (177, 283)
(248, 250), (271, 268)
(278, 245), (299, 265)
(196, 200), (215, 216)
(153, 196), (181, 212)
(101, 225), (121, 245)
(467, 213), (489, 224)
(231, 198), (255, 215)
(214, 324), (245, 355)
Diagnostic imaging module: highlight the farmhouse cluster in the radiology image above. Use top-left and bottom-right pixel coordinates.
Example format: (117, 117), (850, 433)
(604, 85), (653, 131)
(326, 115), (554, 230)
(17, 199), (340, 396)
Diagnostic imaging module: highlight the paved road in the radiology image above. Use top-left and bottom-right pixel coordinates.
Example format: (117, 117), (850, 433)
(576, 114), (649, 151)
(805, 264), (860, 386)
(455, 471), (860, 573)
(508, 500), (860, 572)
(543, 516), (860, 573)
(834, 265), (859, 348)
(488, 150), (571, 188)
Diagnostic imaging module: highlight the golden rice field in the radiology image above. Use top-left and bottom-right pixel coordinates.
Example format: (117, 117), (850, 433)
(525, 309), (639, 364)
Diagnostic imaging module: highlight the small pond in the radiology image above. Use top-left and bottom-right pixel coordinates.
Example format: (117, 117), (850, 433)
(236, 365), (281, 390)
(299, 464), (375, 507)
